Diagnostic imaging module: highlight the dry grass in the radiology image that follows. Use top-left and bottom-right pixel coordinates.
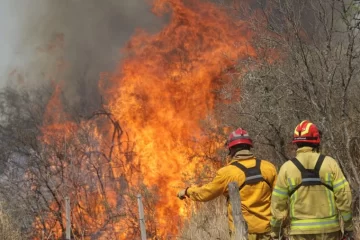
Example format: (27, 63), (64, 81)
(178, 198), (360, 240)
(0, 204), (22, 240)
(178, 197), (230, 240)
(352, 217), (360, 240)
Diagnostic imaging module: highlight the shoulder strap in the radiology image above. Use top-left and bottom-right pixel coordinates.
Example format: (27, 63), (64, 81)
(314, 154), (325, 173)
(290, 158), (306, 172)
(288, 157), (311, 196)
(291, 155), (325, 173)
(314, 154), (333, 191)
(231, 161), (249, 190)
(256, 159), (272, 190)
(230, 161), (248, 172)
(255, 158), (261, 168)
(289, 154), (332, 196)
(230, 158), (262, 172)
(231, 159), (272, 190)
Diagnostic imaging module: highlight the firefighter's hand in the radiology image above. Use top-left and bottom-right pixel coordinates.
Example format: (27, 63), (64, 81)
(177, 188), (188, 200)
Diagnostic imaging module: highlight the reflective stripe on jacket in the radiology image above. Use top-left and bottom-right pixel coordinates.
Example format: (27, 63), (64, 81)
(187, 150), (277, 234)
(270, 147), (352, 235)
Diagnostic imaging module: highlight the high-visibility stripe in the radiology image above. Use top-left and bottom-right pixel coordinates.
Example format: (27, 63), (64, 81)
(288, 178), (296, 218)
(273, 186), (288, 198)
(272, 191), (287, 198)
(246, 175), (262, 181)
(288, 178), (295, 191)
(341, 212), (352, 221)
(333, 178), (348, 191)
(333, 177), (345, 185)
(325, 173), (335, 216)
(292, 215), (337, 224)
(301, 178), (321, 182)
(292, 222), (339, 229)
(274, 186), (288, 192)
(291, 217), (339, 229)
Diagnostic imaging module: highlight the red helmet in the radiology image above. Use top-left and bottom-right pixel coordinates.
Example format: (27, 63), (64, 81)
(227, 128), (253, 149)
(292, 120), (320, 144)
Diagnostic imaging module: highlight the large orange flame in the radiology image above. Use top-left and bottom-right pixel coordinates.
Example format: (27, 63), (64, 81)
(103, 0), (256, 238)
(35, 0), (258, 239)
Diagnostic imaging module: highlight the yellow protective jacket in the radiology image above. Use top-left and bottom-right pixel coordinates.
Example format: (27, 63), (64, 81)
(271, 147), (353, 235)
(187, 150), (277, 234)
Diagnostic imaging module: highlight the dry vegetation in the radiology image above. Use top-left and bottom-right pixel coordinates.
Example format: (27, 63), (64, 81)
(179, 198), (230, 240)
(0, 202), (22, 240)
(0, 0), (358, 239)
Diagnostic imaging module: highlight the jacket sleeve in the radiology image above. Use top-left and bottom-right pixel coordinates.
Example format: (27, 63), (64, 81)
(186, 168), (228, 202)
(330, 159), (353, 231)
(270, 163), (289, 235)
(270, 163), (278, 189)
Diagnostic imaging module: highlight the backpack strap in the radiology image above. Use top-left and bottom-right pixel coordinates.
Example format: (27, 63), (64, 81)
(314, 155), (333, 191)
(231, 159), (272, 190)
(289, 154), (333, 196)
(231, 161), (248, 172)
(314, 154), (325, 172)
(290, 157), (307, 172)
(254, 159), (272, 189)
(288, 158), (305, 196)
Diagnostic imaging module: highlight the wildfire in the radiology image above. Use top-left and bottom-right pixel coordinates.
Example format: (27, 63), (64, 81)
(103, 0), (256, 238)
(36, 0), (257, 239)
(40, 82), (77, 146)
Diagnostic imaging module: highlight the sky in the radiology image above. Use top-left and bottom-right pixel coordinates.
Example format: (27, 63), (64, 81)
(0, 1), (24, 86)
(0, 0), (163, 89)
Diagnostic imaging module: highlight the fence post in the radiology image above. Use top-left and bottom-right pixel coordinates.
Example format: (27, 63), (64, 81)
(228, 182), (248, 240)
(65, 196), (71, 240)
(137, 194), (147, 240)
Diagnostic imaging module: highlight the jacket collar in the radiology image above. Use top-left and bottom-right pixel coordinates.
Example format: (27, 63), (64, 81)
(231, 150), (254, 161)
(296, 146), (315, 154)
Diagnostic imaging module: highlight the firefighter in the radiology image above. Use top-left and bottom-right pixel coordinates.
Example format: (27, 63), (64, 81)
(270, 120), (353, 240)
(177, 128), (277, 240)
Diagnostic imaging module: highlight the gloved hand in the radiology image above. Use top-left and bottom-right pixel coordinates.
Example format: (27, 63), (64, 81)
(177, 188), (189, 200)
(342, 231), (354, 240)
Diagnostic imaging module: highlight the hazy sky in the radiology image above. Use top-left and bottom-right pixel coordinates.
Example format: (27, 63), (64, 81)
(0, 1), (23, 85)
(0, 0), (163, 89)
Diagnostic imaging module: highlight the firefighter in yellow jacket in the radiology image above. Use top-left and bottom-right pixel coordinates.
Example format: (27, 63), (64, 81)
(177, 128), (277, 240)
(270, 120), (353, 240)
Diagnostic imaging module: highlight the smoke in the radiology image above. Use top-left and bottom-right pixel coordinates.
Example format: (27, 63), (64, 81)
(4, 0), (164, 113)
(0, 1), (21, 86)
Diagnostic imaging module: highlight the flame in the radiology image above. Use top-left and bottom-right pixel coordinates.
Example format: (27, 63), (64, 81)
(34, 85), (126, 239)
(40, 82), (77, 146)
(35, 0), (258, 239)
(103, 0), (256, 238)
